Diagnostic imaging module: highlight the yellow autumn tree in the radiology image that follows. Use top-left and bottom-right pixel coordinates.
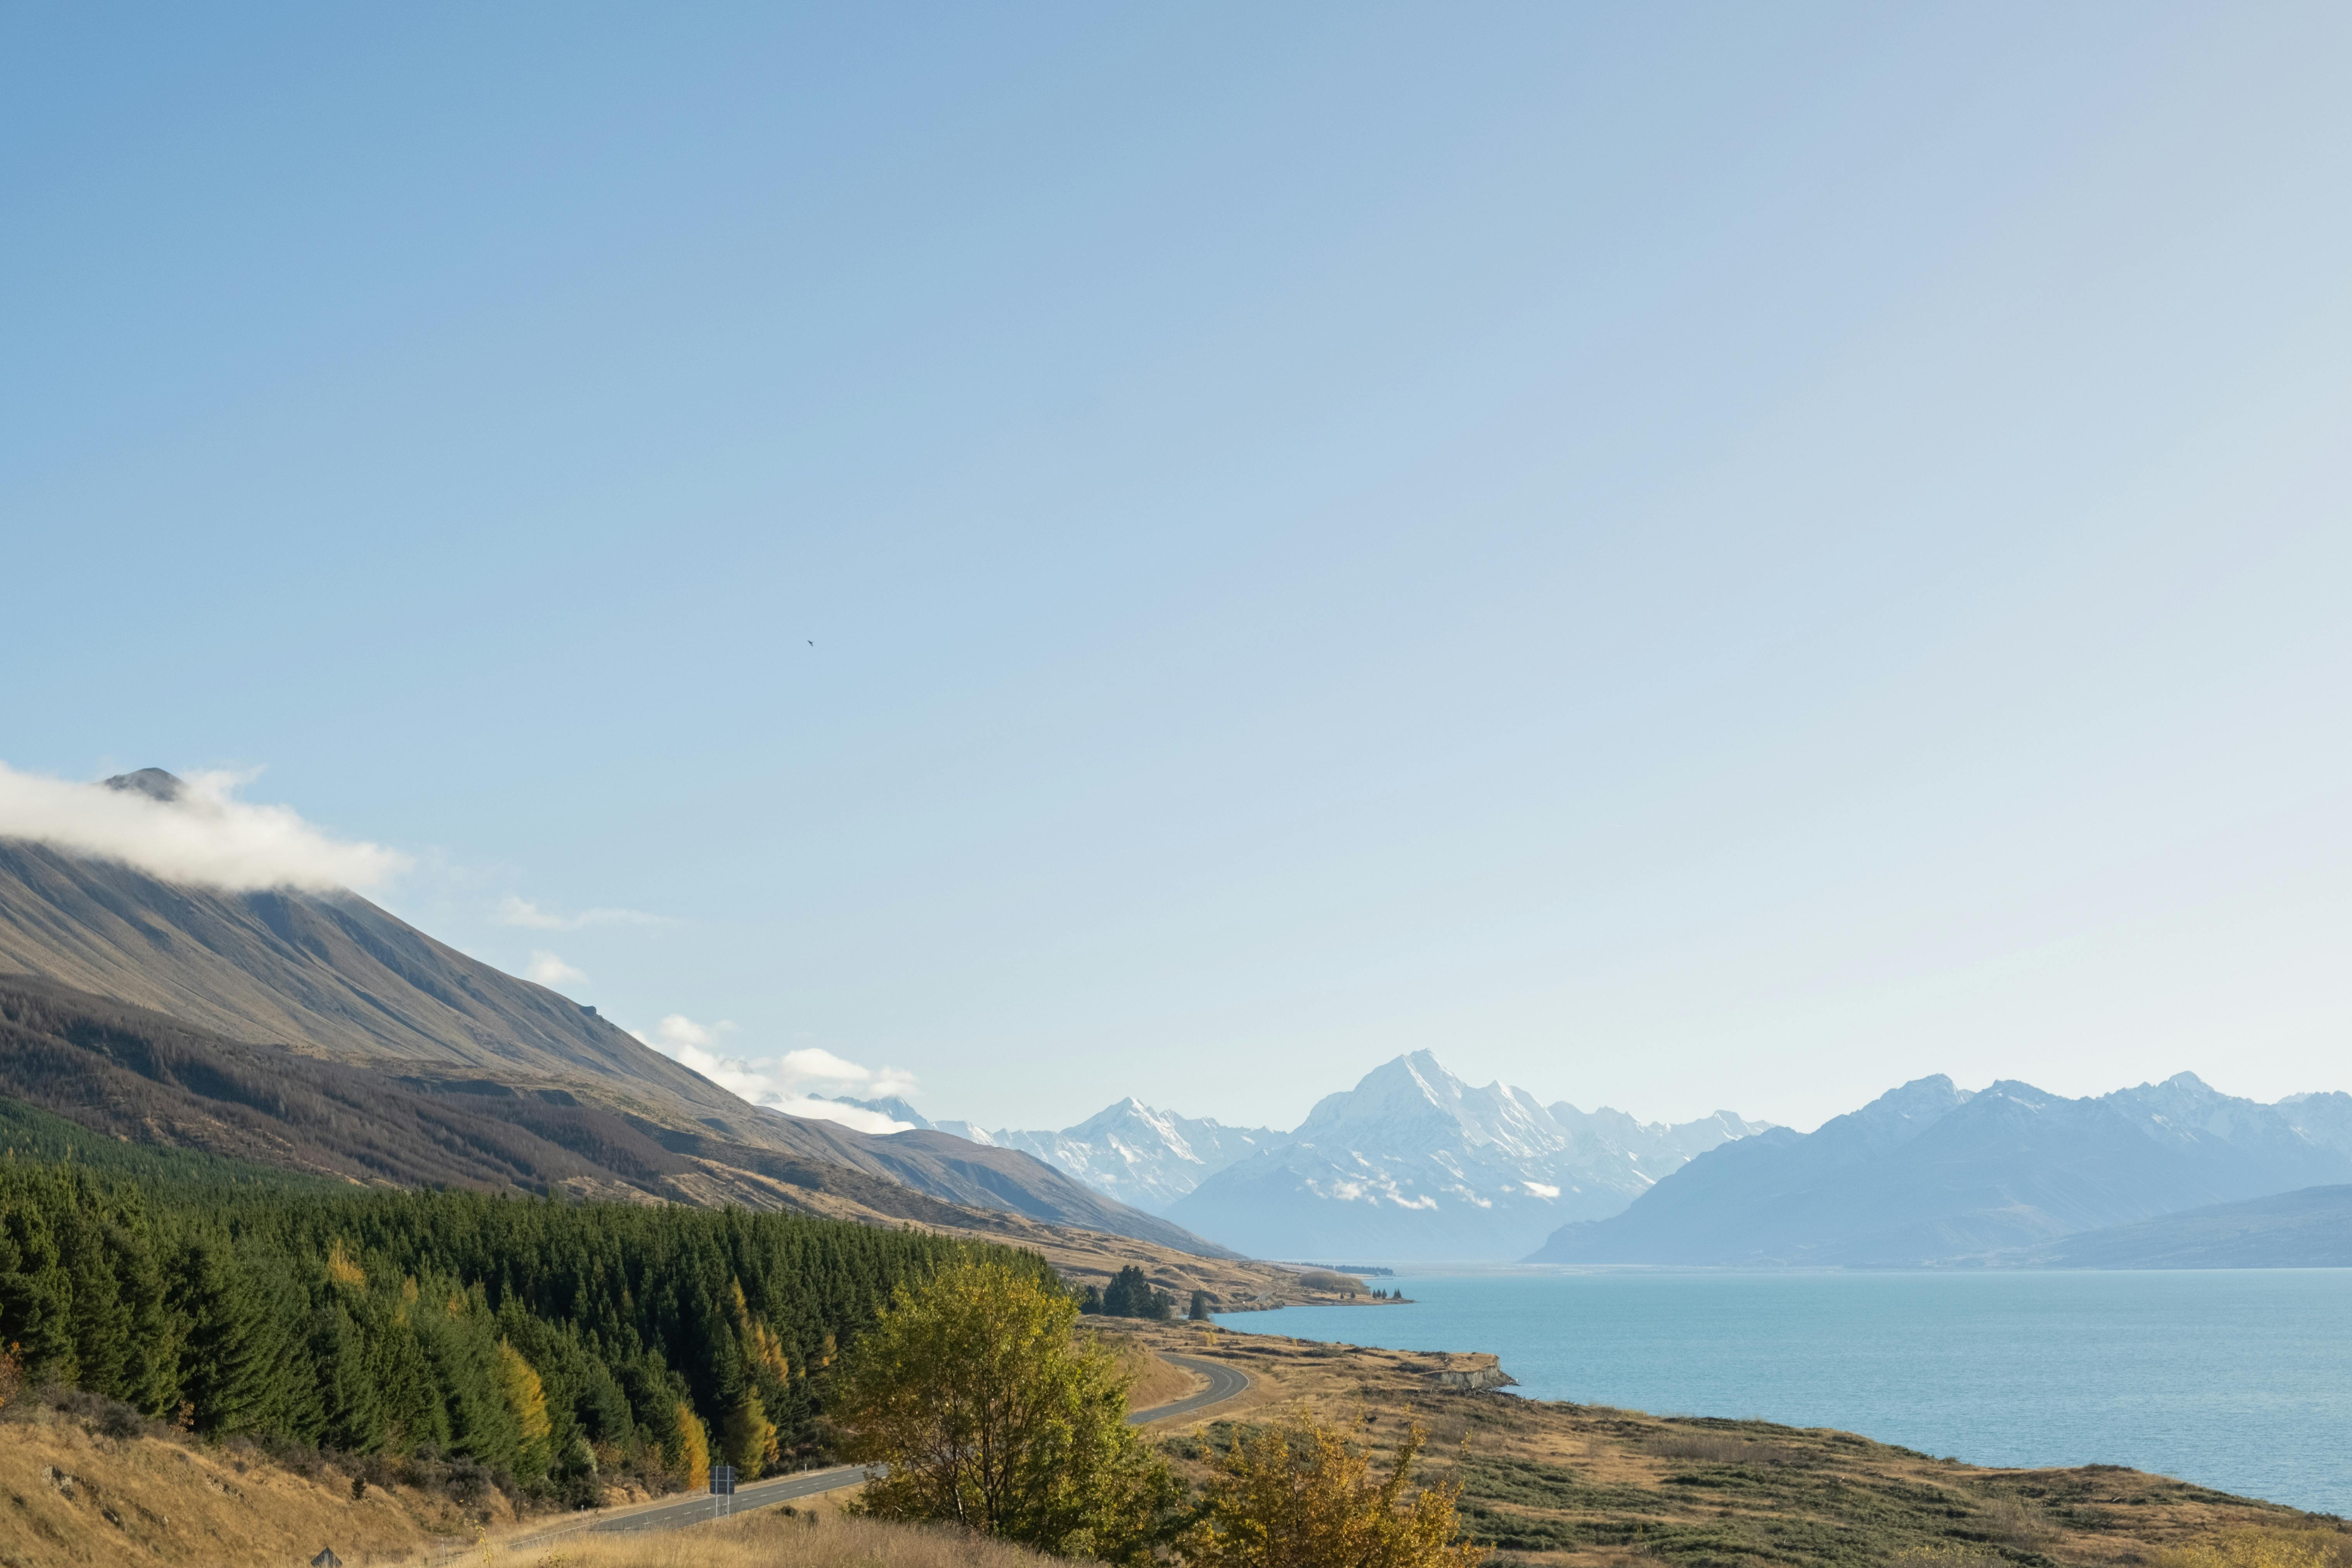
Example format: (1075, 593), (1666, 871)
(495, 1340), (553, 1473)
(325, 1241), (367, 1289)
(731, 1280), (790, 1382)
(1180, 1412), (1485, 1568)
(832, 1259), (1176, 1565)
(670, 1400), (711, 1489)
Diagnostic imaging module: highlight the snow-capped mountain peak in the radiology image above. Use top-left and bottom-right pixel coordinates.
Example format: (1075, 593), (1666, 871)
(1295, 1051), (1571, 1163)
(1169, 1052), (1770, 1261)
(987, 1099), (1288, 1215)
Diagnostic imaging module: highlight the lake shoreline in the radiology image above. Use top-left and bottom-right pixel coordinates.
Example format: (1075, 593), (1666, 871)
(1215, 1266), (2352, 1515)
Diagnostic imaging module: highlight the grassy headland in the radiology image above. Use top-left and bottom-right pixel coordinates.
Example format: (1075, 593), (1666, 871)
(1110, 1320), (2348, 1568)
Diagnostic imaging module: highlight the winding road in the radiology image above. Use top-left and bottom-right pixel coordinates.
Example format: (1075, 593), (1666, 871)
(497, 1348), (1253, 1552)
(1135, 1351), (1251, 1425)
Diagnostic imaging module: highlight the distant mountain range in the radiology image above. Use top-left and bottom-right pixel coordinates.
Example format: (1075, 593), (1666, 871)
(822, 1092), (1289, 1212)
(887, 1057), (2352, 1267)
(1167, 1053), (1770, 1261)
(1529, 1074), (2352, 1267)
(984, 1100), (1291, 1213)
(903, 1052), (1772, 1260)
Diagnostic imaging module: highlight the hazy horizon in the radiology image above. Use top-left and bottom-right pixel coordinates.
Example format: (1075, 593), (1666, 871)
(9, 4), (2351, 1132)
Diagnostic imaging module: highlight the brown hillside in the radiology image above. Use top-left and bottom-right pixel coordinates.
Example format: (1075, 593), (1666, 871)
(0, 841), (1233, 1254)
(0, 972), (1254, 1279)
(0, 972), (688, 1198)
(0, 840), (744, 1127)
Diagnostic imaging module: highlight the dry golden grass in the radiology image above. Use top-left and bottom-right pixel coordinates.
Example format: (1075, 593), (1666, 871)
(0, 1408), (487, 1566)
(1644, 1429), (1794, 1468)
(1886, 1545), (2007, 1568)
(1976, 1490), (2061, 1550)
(493, 1509), (1073, 1568)
(2162, 1528), (2352, 1568)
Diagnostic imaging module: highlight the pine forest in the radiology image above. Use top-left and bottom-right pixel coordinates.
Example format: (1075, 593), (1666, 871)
(0, 1099), (1037, 1505)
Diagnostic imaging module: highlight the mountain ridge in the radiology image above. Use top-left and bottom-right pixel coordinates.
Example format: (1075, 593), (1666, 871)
(0, 836), (753, 1134)
(949, 1055), (1771, 1253)
(1983, 1182), (2352, 1268)
(0, 815), (1234, 1257)
(1529, 1072), (2352, 1266)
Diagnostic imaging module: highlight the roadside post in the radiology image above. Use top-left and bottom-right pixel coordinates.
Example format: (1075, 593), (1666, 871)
(710, 1463), (737, 1519)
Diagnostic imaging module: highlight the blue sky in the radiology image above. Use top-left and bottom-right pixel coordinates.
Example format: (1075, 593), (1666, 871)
(7, 3), (2350, 1133)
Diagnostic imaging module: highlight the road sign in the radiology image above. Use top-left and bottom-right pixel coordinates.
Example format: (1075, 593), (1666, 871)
(710, 1464), (736, 1496)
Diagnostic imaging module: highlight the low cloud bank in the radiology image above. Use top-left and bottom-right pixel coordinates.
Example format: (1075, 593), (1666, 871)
(634, 1015), (917, 1135)
(0, 762), (408, 892)
(498, 896), (669, 930)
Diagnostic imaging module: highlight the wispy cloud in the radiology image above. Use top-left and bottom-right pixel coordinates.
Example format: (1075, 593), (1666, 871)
(497, 895), (670, 931)
(526, 951), (586, 987)
(0, 762), (407, 892)
(631, 1015), (917, 1134)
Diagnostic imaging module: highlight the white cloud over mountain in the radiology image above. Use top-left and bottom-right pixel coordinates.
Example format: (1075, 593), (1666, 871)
(496, 896), (669, 930)
(632, 1015), (916, 1134)
(0, 762), (408, 892)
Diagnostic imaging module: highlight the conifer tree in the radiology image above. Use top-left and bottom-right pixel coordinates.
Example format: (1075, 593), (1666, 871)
(57, 1195), (130, 1397)
(309, 1302), (384, 1453)
(0, 1183), (75, 1384)
(720, 1387), (777, 1480)
(169, 1235), (282, 1434)
(371, 1303), (449, 1452)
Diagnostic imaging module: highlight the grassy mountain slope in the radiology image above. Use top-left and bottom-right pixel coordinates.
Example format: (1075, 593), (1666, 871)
(0, 839), (754, 1129)
(0, 967), (1237, 1257)
(0, 971), (694, 1198)
(0, 839), (1234, 1254)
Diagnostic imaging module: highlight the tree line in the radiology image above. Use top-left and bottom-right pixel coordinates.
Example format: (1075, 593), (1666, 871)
(0, 1144), (1037, 1502)
(1080, 1263), (1178, 1320)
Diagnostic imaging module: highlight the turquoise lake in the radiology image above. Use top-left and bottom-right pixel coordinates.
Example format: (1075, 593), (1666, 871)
(1215, 1269), (2352, 1517)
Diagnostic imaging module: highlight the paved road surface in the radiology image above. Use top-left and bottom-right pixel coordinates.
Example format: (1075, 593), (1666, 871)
(1137, 1352), (1251, 1425)
(581, 1462), (888, 1536)
(491, 1349), (1253, 1553)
